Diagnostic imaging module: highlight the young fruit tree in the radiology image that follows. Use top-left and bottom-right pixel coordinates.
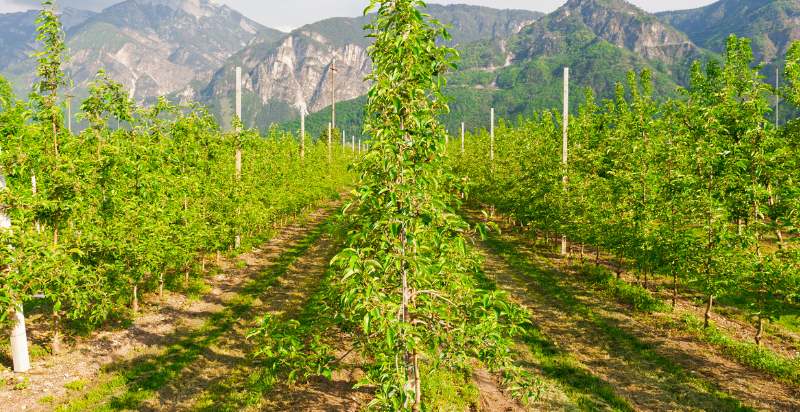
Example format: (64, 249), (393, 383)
(331, 1), (532, 409)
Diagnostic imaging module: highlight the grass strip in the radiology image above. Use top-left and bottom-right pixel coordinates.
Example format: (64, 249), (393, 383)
(484, 234), (752, 412)
(56, 217), (337, 412)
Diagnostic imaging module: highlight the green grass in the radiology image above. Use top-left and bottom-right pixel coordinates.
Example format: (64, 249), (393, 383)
(56, 216), (338, 412)
(421, 366), (480, 411)
(484, 234), (752, 412)
(576, 264), (671, 313)
(522, 327), (634, 411)
(39, 395), (56, 405)
(680, 314), (800, 386)
(64, 380), (88, 391)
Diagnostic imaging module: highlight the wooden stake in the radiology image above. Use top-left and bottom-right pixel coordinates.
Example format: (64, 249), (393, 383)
(561, 67), (569, 256)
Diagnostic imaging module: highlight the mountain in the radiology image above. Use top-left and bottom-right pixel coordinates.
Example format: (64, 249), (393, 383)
(0, 7), (95, 72)
(430, 0), (709, 133)
(200, 4), (544, 130)
(658, 0), (800, 64)
(1, 0), (281, 102)
(293, 0), (716, 139)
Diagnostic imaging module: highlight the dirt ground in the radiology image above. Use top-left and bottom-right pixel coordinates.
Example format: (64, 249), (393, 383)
(476, 210), (800, 411)
(0, 200), (341, 411)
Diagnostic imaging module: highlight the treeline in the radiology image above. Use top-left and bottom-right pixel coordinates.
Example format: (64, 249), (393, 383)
(0, 2), (352, 352)
(450, 36), (800, 345)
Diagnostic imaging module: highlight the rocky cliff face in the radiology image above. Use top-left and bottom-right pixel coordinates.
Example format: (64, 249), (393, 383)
(1, 0), (279, 102)
(658, 0), (800, 63)
(0, 8), (95, 72)
(513, 0), (700, 68)
(202, 4), (543, 129)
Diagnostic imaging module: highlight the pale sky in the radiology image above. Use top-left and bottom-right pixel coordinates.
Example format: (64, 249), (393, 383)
(0, 0), (719, 32)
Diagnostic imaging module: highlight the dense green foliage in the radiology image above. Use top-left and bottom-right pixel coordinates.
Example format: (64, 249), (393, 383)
(251, 1), (535, 410)
(0, 3), (353, 347)
(450, 36), (800, 345)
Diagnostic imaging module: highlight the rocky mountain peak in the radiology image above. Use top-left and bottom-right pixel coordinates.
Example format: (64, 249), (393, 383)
(523, 0), (698, 65)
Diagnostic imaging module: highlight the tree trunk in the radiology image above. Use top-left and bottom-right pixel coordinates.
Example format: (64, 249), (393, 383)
(755, 316), (764, 346)
(10, 304), (31, 373)
(672, 271), (678, 308)
(132, 284), (139, 313)
(51, 311), (62, 354)
(704, 294), (714, 328)
(580, 244), (585, 264)
(159, 273), (164, 301)
(413, 351), (421, 412)
(595, 247), (600, 267)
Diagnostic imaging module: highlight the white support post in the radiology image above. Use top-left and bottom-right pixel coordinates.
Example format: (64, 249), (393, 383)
(445, 130), (449, 153)
(235, 67), (242, 129)
(328, 122), (332, 161)
(235, 66), (243, 179)
(352, 136), (355, 154)
(776, 66), (780, 127)
(300, 106), (306, 160)
(2, 174), (30, 373)
(561, 67), (569, 256)
(358, 138), (362, 154)
(490, 108), (495, 162)
(234, 66), (242, 249)
(461, 122), (465, 154)
(330, 58), (336, 130)
(66, 95), (72, 134)
(342, 131), (345, 148)
(32, 175), (40, 233)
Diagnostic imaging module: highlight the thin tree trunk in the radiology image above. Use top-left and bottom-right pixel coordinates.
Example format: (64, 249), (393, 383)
(755, 316), (764, 346)
(132, 284), (139, 313)
(672, 271), (678, 308)
(595, 247), (600, 267)
(704, 294), (714, 328)
(413, 351), (421, 412)
(159, 273), (164, 301)
(51, 311), (62, 354)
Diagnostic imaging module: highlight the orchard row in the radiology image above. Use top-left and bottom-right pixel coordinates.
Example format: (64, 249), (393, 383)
(450, 36), (800, 345)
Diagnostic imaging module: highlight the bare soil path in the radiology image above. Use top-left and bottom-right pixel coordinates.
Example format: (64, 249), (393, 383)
(477, 220), (800, 411)
(0, 198), (344, 412)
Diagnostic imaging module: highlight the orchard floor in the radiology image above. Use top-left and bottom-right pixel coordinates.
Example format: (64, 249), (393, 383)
(470, 209), (800, 411)
(3, 200), (799, 411)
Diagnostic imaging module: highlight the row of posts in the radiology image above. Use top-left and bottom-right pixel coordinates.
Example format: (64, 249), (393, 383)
(2, 65), (569, 374)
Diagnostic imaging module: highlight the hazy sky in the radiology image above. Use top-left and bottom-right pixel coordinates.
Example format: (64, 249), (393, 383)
(0, 0), (719, 32)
